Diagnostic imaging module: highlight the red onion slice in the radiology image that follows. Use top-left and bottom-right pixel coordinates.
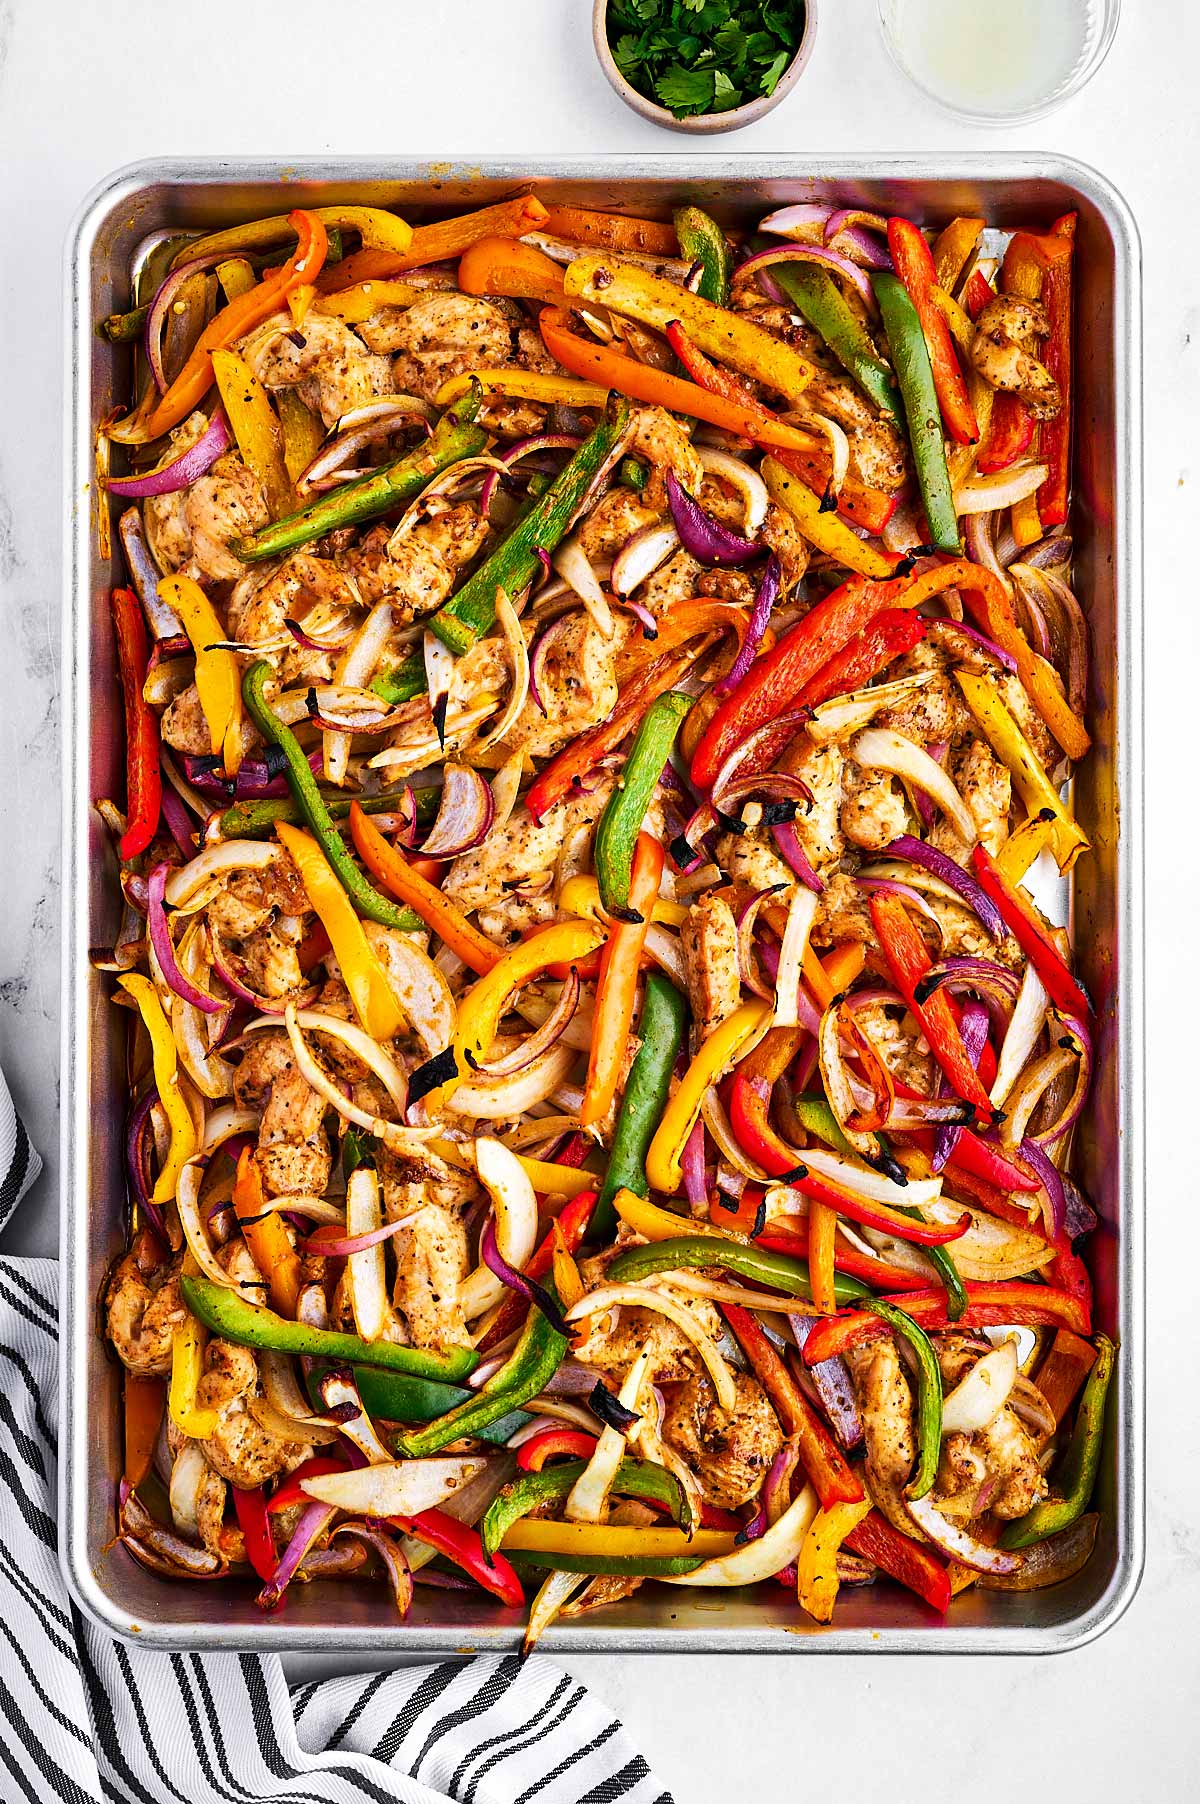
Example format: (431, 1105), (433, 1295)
(788, 1315), (863, 1448)
(146, 864), (226, 1015)
(906, 1495), (1023, 1575)
(144, 253), (228, 394)
(932, 997), (989, 1171)
(824, 207), (890, 241)
(1018, 1137), (1068, 1241)
(715, 553), (780, 695)
(329, 1522), (413, 1617)
(480, 1217), (570, 1335)
(666, 470), (760, 567)
(758, 203), (832, 241)
(681, 1119), (707, 1210)
(478, 970), (581, 1078)
(107, 410), (231, 499)
(257, 1500), (337, 1610)
(883, 835), (1006, 941)
(771, 821), (824, 894)
(528, 615), (573, 717)
(126, 1088), (169, 1250)
(735, 885), (788, 1002)
(735, 244), (876, 311)
(207, 934), (319, 1017)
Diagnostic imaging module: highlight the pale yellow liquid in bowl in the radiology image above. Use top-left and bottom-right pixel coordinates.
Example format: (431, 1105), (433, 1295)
(883, 0), (1094, 117)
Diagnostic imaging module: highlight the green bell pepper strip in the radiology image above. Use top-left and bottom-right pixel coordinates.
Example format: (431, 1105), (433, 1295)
(872, 272), (959, 553)
(481, 1458), (689, 1558)
(371, 649), (426, 707)
(101, 304), (150, 343)
(593, 972), (688, 1239)
(390, 1287), (568, 1458)
(508, 1550), (705, 1578)
(428, 396), (632, 653)
(180, 1275), (479, 1383)
(595, 693), (693, 915)
(999, 1335), (1115, 1550)
(349, 1366), (529, 1447)
(858, 1297), (943, 1500)
(212, 786), (437, 843)
(607, 1235), (871, 1306)
(794, 1093), (967, 1322)
(229, 390), (487, 564)
(618, 455), (649, 493)
(242, 659), (422, 931)
(767, 259), (904, 429)
(674, 207), (732, 307)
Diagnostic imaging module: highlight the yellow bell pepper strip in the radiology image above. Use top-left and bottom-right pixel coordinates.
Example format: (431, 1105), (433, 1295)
(169, 1315), (220, 1440)
(550, 1220), (586, 1312)
(118, 974), (196, 1202)
(581, 833), (663, 1129)
(232, 1145), (302, 1318)
(316, 195), (551, 292)
(997, 813), (1055, 883)
(446, 920), (606, 1105)
(160, 573), (244, 775)
(761, 456), (899, 579)
(276, 389), (324, 481)
(458, 236), (567, 308)
(563, 252), (815, 402)
(216, 257), (256, 302)
(436, 368), (610, 410)
(1010, 492), (1043, 547)
(275, 822), (405, 1041)
(645, 1000), (771, 1195)
(613, 1189), (721, 1244)
(501, 1520), (734, 1560)
(955, 670), (1089, 872)
(348, 802), (499, 977)
(560, 873), (687, 930)
(146, 209), (328, 439)
(933, 216), (985, 293)
(512, 1156), (596, 1200)
(797, 1498), (873, 1623)
(174, 206), (413, 268)
(928, 283), (975, 356)
(210, 348), (292, 519)
(314, 279), (419, 323)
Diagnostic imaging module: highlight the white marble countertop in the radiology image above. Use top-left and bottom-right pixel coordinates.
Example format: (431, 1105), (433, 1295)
(1, 0), (1196, 1793)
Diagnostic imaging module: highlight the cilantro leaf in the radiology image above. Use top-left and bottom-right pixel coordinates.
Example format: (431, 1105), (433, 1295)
(757, 46), (791, 93)
(656, 64), (716, 111)
(613, 32), (647, 74)
(678, 0), (707, 11)
(710, 68), (746, 111)
(606, 0), (806, 120)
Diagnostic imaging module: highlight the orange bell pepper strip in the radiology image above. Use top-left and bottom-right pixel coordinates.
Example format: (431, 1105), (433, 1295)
(1033, 1327), (1098, 1428)
(754, 1226), (929, 1294)
(233, 1147), (302, 1317)
(802, 1280), (1092, 1363)
(868, 890), (996, 1125)
(806, 1195), (839, 1317)
(580, 833), (663, 1128)
(723, 1304), (864, 1506)
(887, 217), (978, 445)
(801, 942), (867, 1012)
(146, 210), (328, 438)
(970, 844), (1092, 1017)
(932, 216), (985, 293)
(539, 307), (820, 456)
(348, 802), (499, 977)
(123, 1372), (167, 1487)
(1038, 212), (1076, 527)
(317, 195), (550, 291)
(541, 204), (678, 257)
(458, 235), (566, 307)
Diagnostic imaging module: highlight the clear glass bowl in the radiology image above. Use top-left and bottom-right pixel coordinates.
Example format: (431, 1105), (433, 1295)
(877, 0), (1120, 125)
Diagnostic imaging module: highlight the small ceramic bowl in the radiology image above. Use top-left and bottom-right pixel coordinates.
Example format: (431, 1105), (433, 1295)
(591, 0), (818, 134)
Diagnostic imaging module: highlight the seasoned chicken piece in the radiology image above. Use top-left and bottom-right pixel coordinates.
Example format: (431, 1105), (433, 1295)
(378, 1140), (480, 1218)
(877, 636), (972, 747)
(195, 1465), (231, 1560)
(800, 369), (909, 493)
(924, 891), (1022, 968)
(849, 997), (934, 1091)
(660, 1369), (784, 1510)
(347, 503), (490, 622)
(572, 1287), (724, 1387)
(680, 893), (742, 1039)
(778, 738), (845, 879)
(202, 1396), (308, 1488)
(996, 669), (1059, 773)
(236, 923), (306, 1001)
(846, 1337), (917, 1534)
(936, 1431), (991, 1515)
(697, 568), (756, 605)
(637, 549), (702, 617)
(195, 1339), (257, 1414)
(715, 829), (797, 896)
(577, 485), (662, 563)
(974, 1407), (1049, 1518)
(496, 611), (619, 761)
(105, 1249), (186, 1377)
(841, 762), (909, 851)
(928, 740), (1011, 862)
(227, 551), (363, 682)
(392, 1203), (470, 1351)
(761, 499), (810, 593)
(233, 1030), (294, 1108)
(970, 297), (1061, 421)
(812, 871), (887, 973)
(628, 405), (703, 508)
(145, 442), (269, 586)
(161, 682), (218, 757)
(440, 779), (613, 946)
(206, 856), (309, 944)
(241, 311), (395, 428)
(238, 1041), (332, 1199)
(386, 293), (518, 400)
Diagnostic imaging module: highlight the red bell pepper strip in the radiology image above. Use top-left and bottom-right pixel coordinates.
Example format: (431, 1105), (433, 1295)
(516, 1429), (600, 1472)
(1033, 1327), (1098, 1428)
(232, 1486), (278, 1583)
(962, 268), (995, 320)
(1047, 1242), (1093, 1323)
(756, 1227), (929, 1294)
(903, 1123), (1039, 1194)
(581, 833), (663, 1127)
(844, 1510), (951, 1614)
(477, 1188), (597, 1354)
(721, 1305), (864, 1508)
(887, 218), (979, 445)
(146, 210), (328, 438)
(110, 587), (162, 860)
(1038, 213), (1076, 527)
(869, 892), (997, 1125)
(976, 392), (1035, 474)
(802, 1280), (1092, 1363)
(390, 1507), (525, 1607)
(267, 1455), (351, 1514)
(970, 845), (1092, 1017)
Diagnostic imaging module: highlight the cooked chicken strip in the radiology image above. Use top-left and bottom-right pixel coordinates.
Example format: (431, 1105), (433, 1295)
(660, 1369), (784, 1510)
(680, 892), (741, 1040)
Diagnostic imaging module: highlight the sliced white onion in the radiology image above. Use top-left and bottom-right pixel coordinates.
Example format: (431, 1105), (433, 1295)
(524, 1568), (590, 1652)
(176, 1156), (255, 1293)
(346, 1166), (390, 1343)
(243, 1392), (332, 1445)
(806, 672), (936, 746)
(325, 600), (397, 787)
(302, 1456), (488, 1515)
(905, 1494), (1023, 1574)
(280, 1006), (423, 1142)
(643, 923), (688, 987)
(489, 749), (526, 834)
(169, 1443), (209, 1537)
(200, 1105), (260, 1154)
(851, 727), (978, 846)
(446, 1041), (578, 1120)
(650, 1270), (818, 1314)
(482, 971), (581, 1076)
(260, 1349), (341, 1439)
(553, 535), (615, 638)
(955, 462), (1049, 516)
(565, 1284), (737, 1411)
(367, 697), (500, 772)
(417, 761), (495, 857)
(458, 1137), (540, 1320)
(171, 990), (236, 1100)
(363, 925), (456, 1059)
(799, 1145), (944, 1210)
(663, 1484), (820, 1586)
(252, 1006), (408, 1115)
(611, 521), (680, 596)
(990, 962), (1049, 1107)
(942, 1340), (1019, 1435)
(912, 1196), (1055, 1281)
(697, 447), (769, 533)
(478, 589), (532, 750)
(164, 841), (280, 908)
(772, 888), (819, 1028)
(565, 1349), (650, 1525)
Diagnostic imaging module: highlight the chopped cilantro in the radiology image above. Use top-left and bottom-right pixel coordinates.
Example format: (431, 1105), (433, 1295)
(606, 0), (807, 119)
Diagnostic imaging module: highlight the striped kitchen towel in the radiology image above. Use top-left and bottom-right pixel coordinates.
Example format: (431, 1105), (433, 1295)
(0, 1061), (41, 1233)
(0, 1152), (671, 1804)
